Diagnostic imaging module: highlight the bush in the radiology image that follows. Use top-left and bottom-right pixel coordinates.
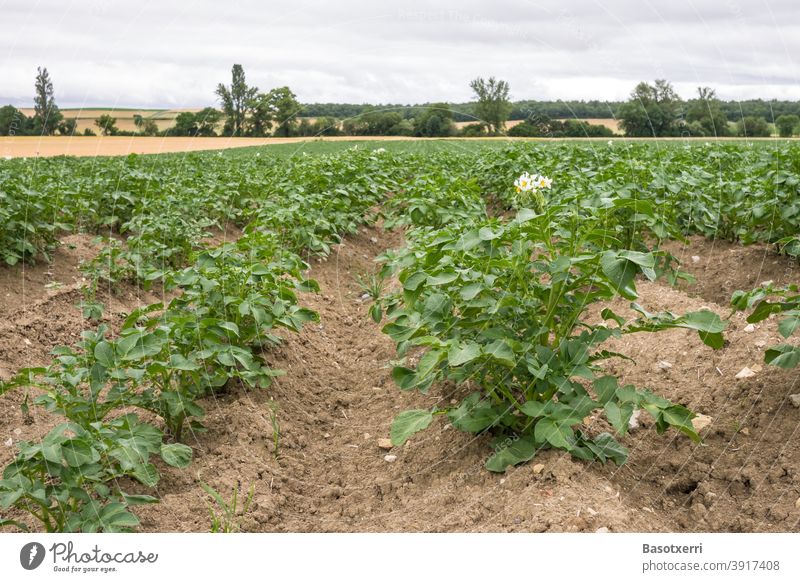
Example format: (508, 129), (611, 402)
(775, 114), (799, 138)
(736, 116), (771, 137)
(459, 123), (487, 137)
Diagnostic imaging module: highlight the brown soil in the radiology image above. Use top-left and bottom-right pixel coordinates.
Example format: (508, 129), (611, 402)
(1, 226), (799, 532)
(662, 236), (799, 306)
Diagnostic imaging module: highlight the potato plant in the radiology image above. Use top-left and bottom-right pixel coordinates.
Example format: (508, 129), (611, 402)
(380, 181), (726, 471)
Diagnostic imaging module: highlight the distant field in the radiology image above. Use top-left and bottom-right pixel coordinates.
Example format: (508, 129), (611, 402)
(0, 135), (449, 157)
(17, 108), (200, 133)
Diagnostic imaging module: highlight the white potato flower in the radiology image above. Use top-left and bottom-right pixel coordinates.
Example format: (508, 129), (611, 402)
(514, 172), (534, 192)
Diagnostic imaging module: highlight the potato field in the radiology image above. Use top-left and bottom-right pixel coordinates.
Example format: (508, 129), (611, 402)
(0, 141), (798, 533)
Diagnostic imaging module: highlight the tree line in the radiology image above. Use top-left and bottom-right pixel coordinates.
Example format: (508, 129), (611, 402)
(2, 66), (800, 138)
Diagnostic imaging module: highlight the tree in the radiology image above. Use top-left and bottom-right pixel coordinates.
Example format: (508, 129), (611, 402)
(194, 107), (221, 137)
(736, 116), (771, 137)
(618, 79), (683, 137)
(263, 87), (302, 137)
(414, 103), (456, 137)
(95, 114), (118, 136)
(775, 114), (799, 137)
(171, 112), (198, 136)
(469, 77), (512, 134)
(133, 114), (144, 130)
(0, 105), (30, 136)
(141, 119), (159, 136)
(57, 117), (77, 136)
(247, 97), (273, 137)
(33, 67), (63, 135)
(686, 87), (730, 137)
(216, 64), (257, 136)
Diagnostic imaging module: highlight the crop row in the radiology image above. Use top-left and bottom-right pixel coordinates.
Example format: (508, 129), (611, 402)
(0, 148), (406, 531)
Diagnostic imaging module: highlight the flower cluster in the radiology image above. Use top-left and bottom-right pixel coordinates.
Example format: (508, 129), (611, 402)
(514, 172), (552, 193)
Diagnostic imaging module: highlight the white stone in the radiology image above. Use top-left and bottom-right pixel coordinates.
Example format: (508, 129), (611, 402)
(657, 360), (673, 370)
(691, 255), (700, 264)
(789, 394), (800, 409)
(692, 414), (713, 432)
(384, 454), (397, 463)
(628, 409), (643, 430)
(595, 527), (610, 533)
(3, 438), (12, 447)
(743, 324), (756, 333)
(735, 367), (756, 379)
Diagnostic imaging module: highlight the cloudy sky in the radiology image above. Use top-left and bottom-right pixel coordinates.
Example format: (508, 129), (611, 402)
(1, 0), (798, 108)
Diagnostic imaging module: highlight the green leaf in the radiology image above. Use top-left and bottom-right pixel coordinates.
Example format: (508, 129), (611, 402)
(169, 354), (200, 371)
(447, 342), (482, 367)
(764, 344), (800, 369)
(390, 409), (434, 446)
(534, 418), (573, 450)
(160, 443), (193, 468)
(391, 366), (417, 390)
(427, 271), (458, 286)
(484, 436), (537, 472)
(588, 433), (628, 465)
(593, 376), (618, 405)
(217, 321), (240, 336)
(484, 339), (516, 367)
(132, 463), (160, 487)
(93, 341), (116, 368)
(98, 503), (140, 530)
(604, 401), (633, 435)
(778, 314), (800, 339)
(601, 251), (642, 299)
(62, 439), (100, 467)
(661, 405), (701, 443)
(448, 393), (502, 433)
(369, 303), (382, 323)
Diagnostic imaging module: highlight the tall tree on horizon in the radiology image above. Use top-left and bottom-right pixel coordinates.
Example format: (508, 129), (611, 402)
(33, 67), (62, 135)
(469, 77), (512, 134)
(216, 64), (257, 136)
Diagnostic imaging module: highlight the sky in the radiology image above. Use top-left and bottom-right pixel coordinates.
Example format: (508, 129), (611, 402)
(1, 0), (798, 108)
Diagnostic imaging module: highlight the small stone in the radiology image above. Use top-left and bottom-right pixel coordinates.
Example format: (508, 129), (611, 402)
(795, 498), (800, 510)
(23, 338), (31, 346)
(740, 427), (750, 436)
(743, 324), (756, 333)
(735, 367), (756, 379)
(363, 433), (371, 440)
(754, 340), (766, 347)
(692, 414), (713, 432)
(628, 409), (642, 430)
(3, 438), (12, 447)
(500, 479), (506, 485)
(691, 255), (700, 264)
(370, 237), (378, 244)
(751, 364), (762, 373)
(323, 433), (331, 439)
(788, 394), (800, 409)
(595, 527), (609, 533)
(532, 463), (545, 475)
(586, 507), (598, 516)
(384, 454), (397, 463)
(378, 438), (393, 450)
(657, 360), (673, 370)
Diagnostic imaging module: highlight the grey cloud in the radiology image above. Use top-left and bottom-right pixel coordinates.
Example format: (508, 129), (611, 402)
(0, 0), (797, 107)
